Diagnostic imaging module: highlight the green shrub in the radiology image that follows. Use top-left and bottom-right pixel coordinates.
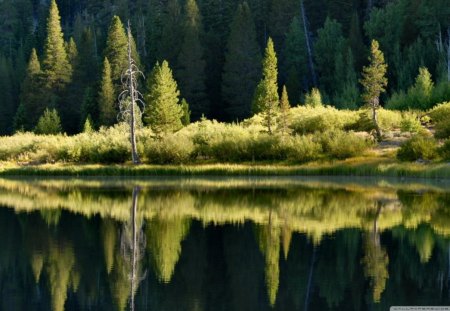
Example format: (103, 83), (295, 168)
(286, 135), (322, 163)
(145, 132), (194, 164)
(35, 108), (62, 135)
(319, 130), (372, 159)
(304, 88), (323, 107)
(439, 139), (450, 160)
(397, 134), (438, 161)
(351, 108), (402, 132)
(290, 106), (358, 134)
(429, 102), (450, 139)
(400, 112), (422, 133)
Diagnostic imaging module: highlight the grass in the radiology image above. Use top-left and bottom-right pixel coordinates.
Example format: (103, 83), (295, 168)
(1, 157), (449, 179)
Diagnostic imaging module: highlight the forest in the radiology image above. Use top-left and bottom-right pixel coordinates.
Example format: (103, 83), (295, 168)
(0, 0), (449, 166)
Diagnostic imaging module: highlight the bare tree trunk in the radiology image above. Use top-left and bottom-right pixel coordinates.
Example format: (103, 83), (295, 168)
(372, 98), (382, 141)
(130, 186), (139, 311)
(300, 0), (317, 87)
(127, 21), (141, 164)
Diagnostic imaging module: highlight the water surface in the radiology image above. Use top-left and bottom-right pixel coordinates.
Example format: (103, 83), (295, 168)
(0, 176), (449, 311)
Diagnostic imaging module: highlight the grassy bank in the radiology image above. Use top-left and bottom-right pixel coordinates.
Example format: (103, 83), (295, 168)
(1, 158), (449, 179)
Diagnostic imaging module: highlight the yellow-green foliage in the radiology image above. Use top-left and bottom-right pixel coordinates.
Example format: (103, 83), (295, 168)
(397, 134), (438, 161)
(289, 106), (359, 134)
(353, 108), (403, 132)
(429, 102), (450, 138)
(319, 129), (373, 159)
(400, 111), (422, 133)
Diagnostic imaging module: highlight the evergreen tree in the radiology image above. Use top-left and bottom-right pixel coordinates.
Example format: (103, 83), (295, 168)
(177, 0), (208, 120)
(145, 61), (183, 134)
(98, 58), (116, 126)
(278, 85), (290, 135)
(65, 37), (78, 67)
(252, 38), (279, 134)
(314, 17), (346, 102)
(268, 0), (297, 49)
(16, 49), (43, 131)
(284, 16), (309, 104)
(104, 16), (128, 82)
(334, 48), (359, 109)
(305, 87), (323, 107)
(408, 67), (434, 109)
(159, 0), (183, 66)
(222, 2), (261, 121)
(35, 108), (63, 134)
(80, 87), (98, 128)
(42, 0), (72, 90)
(180, 98), (191, 126)
(360, 40), (388, 140)
(104, 15), (140, 84)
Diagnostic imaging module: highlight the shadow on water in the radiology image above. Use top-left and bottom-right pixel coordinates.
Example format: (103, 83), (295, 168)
(0, 176), (449, 310)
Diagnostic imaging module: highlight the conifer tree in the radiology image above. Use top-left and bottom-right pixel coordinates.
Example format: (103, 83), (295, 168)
(409, 67), (434, 109)
(104, 16), (140, 84)
(222, 2), (261, 121)
(35, 108), (62, 134)
(177, 0), (208, 120)
(305, 88), (323, 107)
(104, 16), (128, 82)
(253, 38), (279, 134)
(278, 85), (290, 135)
(284, 16), (309, 104)
(314, 17), (345, 102)
(98, 57), (116, 126)
(42, 0), (72, 90)
(360, 40), (388, 141)
(180, 98), (191, 126)
(65, 37), (78, 67)
(159, 0), (183, 66)
(16, 49), (44, 131)
(334, 49), (359, 109)
(145, 61), (183, 134)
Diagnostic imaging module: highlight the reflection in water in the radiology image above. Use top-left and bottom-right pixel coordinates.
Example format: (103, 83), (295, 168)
(0, 177), (449, 310)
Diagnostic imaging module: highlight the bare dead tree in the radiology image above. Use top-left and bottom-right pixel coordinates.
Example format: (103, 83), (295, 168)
(119, 21), (145, 164)
(120, 187), (147, 311)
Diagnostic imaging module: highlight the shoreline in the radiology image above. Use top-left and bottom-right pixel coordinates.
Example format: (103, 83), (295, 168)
(1, 159), (449, 179)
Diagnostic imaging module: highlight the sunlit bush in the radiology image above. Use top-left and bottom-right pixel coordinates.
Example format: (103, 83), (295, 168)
(397, 134), (438, 161)
(319, 130), (372, 159)
(145, 132), (195, 164)
(429, 102), (450, 139)
(290, 106), (358, 134)
(351, 109), (403, 132)
(286, 135), (322, 163)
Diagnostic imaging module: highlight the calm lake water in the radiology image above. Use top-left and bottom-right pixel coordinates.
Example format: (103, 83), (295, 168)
(0, 176), (449, 311)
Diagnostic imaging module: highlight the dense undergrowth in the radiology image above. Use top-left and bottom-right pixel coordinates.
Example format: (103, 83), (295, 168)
(1, 103), (450, 166)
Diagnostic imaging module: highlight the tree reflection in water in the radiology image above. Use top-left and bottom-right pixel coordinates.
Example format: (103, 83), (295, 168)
(0, 177), (448, 310)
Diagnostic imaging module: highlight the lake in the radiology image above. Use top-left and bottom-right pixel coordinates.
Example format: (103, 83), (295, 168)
(0, 176), (449, 311)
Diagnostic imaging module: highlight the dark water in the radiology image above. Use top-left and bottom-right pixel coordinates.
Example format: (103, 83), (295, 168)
(0, 177), (449, 311)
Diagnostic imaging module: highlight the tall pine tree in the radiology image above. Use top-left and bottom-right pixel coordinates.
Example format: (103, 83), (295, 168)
(98, 57), (116, 126)
(42, 0), (72, 90)
(360, 40), (388, 140)
(222, 2), (261, 121)
(177, 0), (208, 120)
(15, 49), (44, 131)
(145, 61), (183, 134)
(253, 38), (279, 134)
(284, 16), (309, 104)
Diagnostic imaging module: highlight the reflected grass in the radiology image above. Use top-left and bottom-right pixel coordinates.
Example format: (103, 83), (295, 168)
(0, 159), (449, 179)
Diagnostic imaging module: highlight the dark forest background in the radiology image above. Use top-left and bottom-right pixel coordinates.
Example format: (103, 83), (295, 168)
(0, 0), (449, 134)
